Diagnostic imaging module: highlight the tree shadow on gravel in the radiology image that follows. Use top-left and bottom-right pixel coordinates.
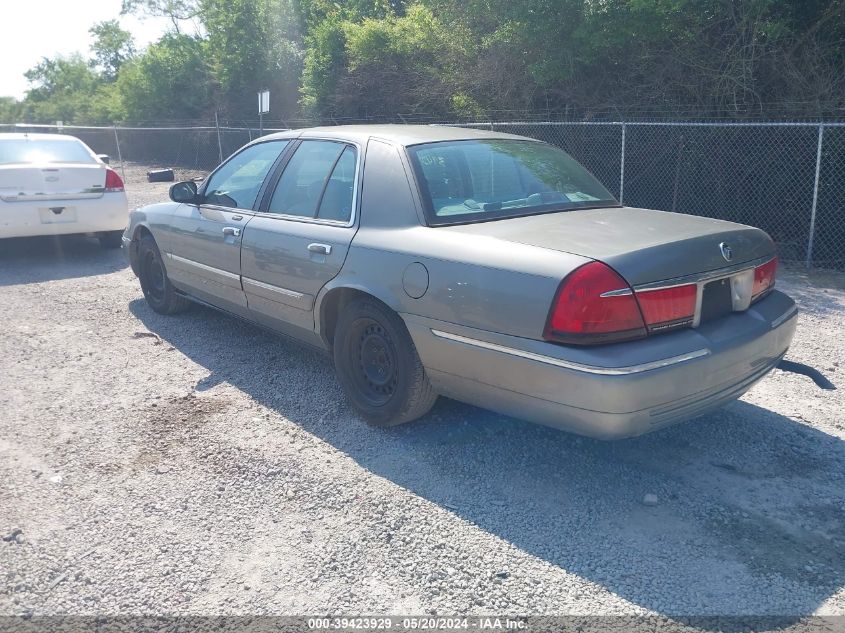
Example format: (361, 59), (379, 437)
(0, 235), (127, 286)
(131, 299), (845, 624)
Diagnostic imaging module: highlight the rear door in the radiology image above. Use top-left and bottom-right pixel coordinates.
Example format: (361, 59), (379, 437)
(240, 139), (360, 334)
(165, 139), (291, 316)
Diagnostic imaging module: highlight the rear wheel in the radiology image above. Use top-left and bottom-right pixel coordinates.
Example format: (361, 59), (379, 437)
(137, 234), (190, 315)
(334, 298), (437, 426)
(98, 230), (124, 249)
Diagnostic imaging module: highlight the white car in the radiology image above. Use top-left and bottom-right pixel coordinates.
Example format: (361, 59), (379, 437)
(0, 133), (129, 248)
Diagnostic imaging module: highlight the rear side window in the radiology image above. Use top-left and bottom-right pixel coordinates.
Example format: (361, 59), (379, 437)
(203, 140), (289, 209)
(0, 138), (95, 164)
(268, 140), (356, 221)
(317, 146), (356, 221)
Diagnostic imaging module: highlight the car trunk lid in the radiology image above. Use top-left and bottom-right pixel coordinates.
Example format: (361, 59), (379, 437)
(0, 163), (107, 202)
(441, 206), (775, 286)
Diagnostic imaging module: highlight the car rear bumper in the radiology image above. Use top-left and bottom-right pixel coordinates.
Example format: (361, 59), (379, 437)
(0, 192), (129, 239)
(403, 289), (798, 439)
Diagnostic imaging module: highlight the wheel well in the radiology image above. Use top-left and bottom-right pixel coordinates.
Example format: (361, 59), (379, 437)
(320, 288), (382, 348)
(133, 225), (153, 242)
(128, 225), (153, 273)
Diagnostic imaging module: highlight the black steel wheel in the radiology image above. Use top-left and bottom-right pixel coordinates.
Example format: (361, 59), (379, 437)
(334, 297), (437, 426)
(137, 234), (190, 315)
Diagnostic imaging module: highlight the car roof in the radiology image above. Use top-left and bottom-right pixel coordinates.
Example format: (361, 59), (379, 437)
(260, 124), (533, 147)
(0, 133), (84, 142)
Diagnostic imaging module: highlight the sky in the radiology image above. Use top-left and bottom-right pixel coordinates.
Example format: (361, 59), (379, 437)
(0, 0), (173, 100)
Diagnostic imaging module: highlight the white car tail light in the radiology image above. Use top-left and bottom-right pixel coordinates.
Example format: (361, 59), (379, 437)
(105, 168), (124, 192)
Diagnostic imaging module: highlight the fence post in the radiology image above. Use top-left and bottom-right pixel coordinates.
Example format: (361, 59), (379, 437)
(214, 112), (224, 164)
(112, 126), (126, 182)
(619, 122), (626, 204)
(806, 123), (825, 268)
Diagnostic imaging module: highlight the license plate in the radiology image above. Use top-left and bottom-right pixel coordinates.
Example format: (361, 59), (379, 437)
(700, 277), (733, 323)
(39, 206), (77, 224)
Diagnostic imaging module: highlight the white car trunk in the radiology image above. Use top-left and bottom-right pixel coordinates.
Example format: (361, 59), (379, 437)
(0, 163), (107, 202)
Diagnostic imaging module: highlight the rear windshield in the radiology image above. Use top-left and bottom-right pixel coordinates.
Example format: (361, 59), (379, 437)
(0, 138), (96, 165)
(407, 139), (617, 225)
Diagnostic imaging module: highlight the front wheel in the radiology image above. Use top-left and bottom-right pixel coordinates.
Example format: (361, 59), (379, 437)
(137, 234), (191, 315)
(333, 298), (437, 426)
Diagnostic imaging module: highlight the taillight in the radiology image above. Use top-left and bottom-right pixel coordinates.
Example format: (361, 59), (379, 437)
(635, 284), (697, 332)
(752, 256), (777, 300)
(105, 168), (124, 192)
(544, 261), (647, 345)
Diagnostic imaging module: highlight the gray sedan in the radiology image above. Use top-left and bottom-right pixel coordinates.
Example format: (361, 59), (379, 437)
(123, 125), (797, 439)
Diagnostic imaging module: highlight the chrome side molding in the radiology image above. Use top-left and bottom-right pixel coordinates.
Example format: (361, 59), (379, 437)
(242, 276), (304, 300)
(167, 253), (240, 281)
(430, 329), (710, 376)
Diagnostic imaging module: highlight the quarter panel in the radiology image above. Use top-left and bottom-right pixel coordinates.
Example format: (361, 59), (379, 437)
(321, 225), (590, 340)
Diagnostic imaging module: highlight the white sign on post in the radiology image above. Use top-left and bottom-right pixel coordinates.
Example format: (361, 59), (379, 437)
(258, 91), (270, 114)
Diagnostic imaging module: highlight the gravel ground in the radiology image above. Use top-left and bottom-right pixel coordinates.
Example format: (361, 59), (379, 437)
(1, 169), (844, 619)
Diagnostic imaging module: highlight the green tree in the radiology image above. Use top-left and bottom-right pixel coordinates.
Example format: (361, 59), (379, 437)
(200, 0), (303, 118)
(117, 34), (211, 121)
(22, 54), (114, 123)
(301, 5), (476, 118)
(120, 0), (200, 34)
(90, 20), (136, 79)
(0, 97), (24, 122)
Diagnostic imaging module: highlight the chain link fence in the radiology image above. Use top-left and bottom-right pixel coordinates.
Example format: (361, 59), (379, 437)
(2, 120), (843, 269)
(465, 121), (845, 269)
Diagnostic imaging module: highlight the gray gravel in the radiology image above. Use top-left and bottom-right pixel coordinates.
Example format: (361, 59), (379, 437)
(1, 172), (844, 617)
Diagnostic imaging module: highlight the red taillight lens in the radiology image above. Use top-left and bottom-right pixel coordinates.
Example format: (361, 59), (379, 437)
(544, 261), (647, 345)
(752, 257), (777, 300)
(105, 168), (124, 192)
(635, 284), (697, 332)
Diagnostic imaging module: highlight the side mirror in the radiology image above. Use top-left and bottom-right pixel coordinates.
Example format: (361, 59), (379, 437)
(169, 180), (200, 204)
(97, 154), (110, 164)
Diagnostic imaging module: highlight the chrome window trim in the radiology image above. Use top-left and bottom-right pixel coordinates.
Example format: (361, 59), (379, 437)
(167, 253), (240, 281)
(256, 138), (363, 228)
(242, 276), (304, 300)
(200, 204), (256, 216)
(430, 329), (710, 376)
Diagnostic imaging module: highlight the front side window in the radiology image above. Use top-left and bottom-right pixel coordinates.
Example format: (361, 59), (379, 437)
(0, 138), (95, 164)
(203, 140), (289, 209)
(407, 139), (617, 225)
(268, 140), (356, 221)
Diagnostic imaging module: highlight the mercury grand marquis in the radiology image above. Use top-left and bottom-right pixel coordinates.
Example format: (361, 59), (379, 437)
(123, 125), (798, 439)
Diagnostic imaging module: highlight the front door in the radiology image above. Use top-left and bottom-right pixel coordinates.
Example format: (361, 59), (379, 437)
(165, 140), (291, 316)
(240, 139), (359, 334)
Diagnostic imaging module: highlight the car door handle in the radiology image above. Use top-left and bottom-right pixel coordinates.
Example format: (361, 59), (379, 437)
(222, 226), (241, 237)
(308, 243), (332, 255)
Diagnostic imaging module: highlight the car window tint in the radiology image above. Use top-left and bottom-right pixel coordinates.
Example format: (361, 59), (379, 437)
(0, 138), (95, 164)
(316, 146), (356, 222)
(268, 140), (346, 217)
(204, 140), (288, 209)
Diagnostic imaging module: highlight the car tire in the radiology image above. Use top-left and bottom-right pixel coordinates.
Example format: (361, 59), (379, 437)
(137, 234), (191, 315)
(334, 297), (437, 427)
(98, 230), (124, 249)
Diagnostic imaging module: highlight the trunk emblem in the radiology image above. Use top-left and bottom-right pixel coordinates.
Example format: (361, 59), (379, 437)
(45, 175), (59, 182)
(719, 242), (733, 262)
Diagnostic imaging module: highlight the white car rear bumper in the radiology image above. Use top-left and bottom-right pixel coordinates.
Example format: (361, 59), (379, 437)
(0, 192), (129, 239)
